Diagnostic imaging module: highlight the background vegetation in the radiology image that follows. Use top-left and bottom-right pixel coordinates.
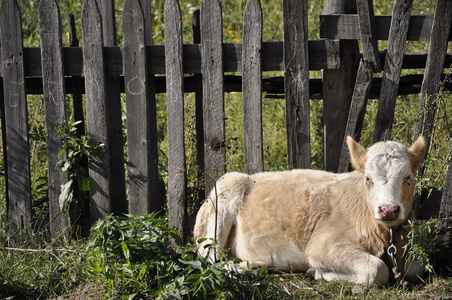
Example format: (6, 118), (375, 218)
(0, 0), (451, 298)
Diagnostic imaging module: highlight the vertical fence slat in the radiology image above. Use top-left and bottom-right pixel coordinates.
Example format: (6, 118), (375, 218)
(356, 0), (381, 73)
(413, 0), (452, 153)
(82, 0), (114, 222)
(136, 0), (161, 213)
(201, 0), (225, 195)
(192, 9), (205, 202)
(38, 0), (69, 235)
(123, 0), (160, 215)
(283, 0), (310, 170)
(322, 0), (359, 172)
(242, 0), (263, 175)
(98, 0), (127, 215)
(337, 0), (380, 172)
(373, 0), (413, 142)
(0, 0), (32, 231)
(165, 0), (186, 238)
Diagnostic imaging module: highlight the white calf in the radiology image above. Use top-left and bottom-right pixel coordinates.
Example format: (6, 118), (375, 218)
(194, 136), (427, 284)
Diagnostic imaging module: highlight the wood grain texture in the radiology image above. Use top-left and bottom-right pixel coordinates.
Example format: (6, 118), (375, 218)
(165, 0), (187, 239)
(242, 0), (263, 174)
(322, 0), (359, 172)
(38, 0), (70, 235)
(82, 0), (112, 223)
(283, 0), (311, 169)
(413, 0), (452, 150)
(1, 0), (32, 231)
(320, 14), (450, 41)
(337, 60), (373, 173)
(123, 0), (161, 215)
(373, 0), (413, 142)
(98, 0), (127, 215)
(201, 0), (225, 195)
(9, 40), (340, 78)
(356, 0), (380, 72)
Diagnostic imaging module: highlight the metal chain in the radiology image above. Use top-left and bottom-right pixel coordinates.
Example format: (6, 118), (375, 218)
(387, 227), (401, 274)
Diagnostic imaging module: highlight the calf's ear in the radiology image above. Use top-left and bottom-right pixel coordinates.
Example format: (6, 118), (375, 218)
(347, 136), (367, 173)
(407, 136), (427, 172)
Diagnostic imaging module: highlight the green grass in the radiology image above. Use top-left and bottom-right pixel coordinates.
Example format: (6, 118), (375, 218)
(0, 0), (452, 298)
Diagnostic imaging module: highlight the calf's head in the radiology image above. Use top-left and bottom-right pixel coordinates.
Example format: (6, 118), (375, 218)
(347, 136), (427, 228)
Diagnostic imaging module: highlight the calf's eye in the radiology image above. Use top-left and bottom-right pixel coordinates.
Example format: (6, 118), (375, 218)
(365, 176), (373, 185)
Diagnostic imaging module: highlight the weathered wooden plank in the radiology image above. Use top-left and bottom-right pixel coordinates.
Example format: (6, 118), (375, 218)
(0, 0), (32, 231)
(373, 0), (413, 143)
(67, 13), (85, 138)
(337, 60), (373, 173)
(413, 0), (452, 154)
(322, 0), (359, 172)
(98, 0), (126, 215)
(337, 0), (379, 173)
(38, 0), (71, 236)
(437, 143), (452, 246)
(356, 0), (380, 72)
(140, 0), (161, 213)
(320, 14), (451, 41)
(165, 0), (186, 239)
(123, 0), (160, 216)
(283, 0), (310, 169)
(14, 40), (341, 78)
(242, 0), (263, 174)
(18, 44), (452, 77)
(192, 9), (205, 203)
(201, 0), (225, 195)
(82, 0), (114, 223)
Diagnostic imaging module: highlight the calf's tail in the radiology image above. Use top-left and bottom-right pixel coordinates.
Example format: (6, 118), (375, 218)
(193, 172), (252, 261)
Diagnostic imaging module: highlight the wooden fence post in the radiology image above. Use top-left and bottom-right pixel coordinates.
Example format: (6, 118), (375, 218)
(123, 0), (161, 216)
(283, 0), (311, 170)
(243, 0), (264, 174)
(165, 0), (187, 239)
(201, 0), (225, 195)
(337, 0), (380, 172)
(97, 0), (127, 216)
(38, 0), (70, 236)
(373, 0), (413, 142)
(82, 0), (116, 223)
(192, 9), (205, 202)
(413, 0), (452, 157)
(0, 0), (32, 231)
(322, 0), (359, 172)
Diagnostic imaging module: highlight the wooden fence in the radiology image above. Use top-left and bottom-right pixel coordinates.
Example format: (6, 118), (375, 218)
(0, 0), (451, 243)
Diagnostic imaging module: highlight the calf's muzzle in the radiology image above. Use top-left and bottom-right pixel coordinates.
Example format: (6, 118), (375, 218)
(378, 204), (400, 220)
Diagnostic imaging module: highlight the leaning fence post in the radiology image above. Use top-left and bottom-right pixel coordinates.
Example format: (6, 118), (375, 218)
(373, 0), (413, 142)
(0, 0), (32, 231)
(337, 0), (380, 173)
